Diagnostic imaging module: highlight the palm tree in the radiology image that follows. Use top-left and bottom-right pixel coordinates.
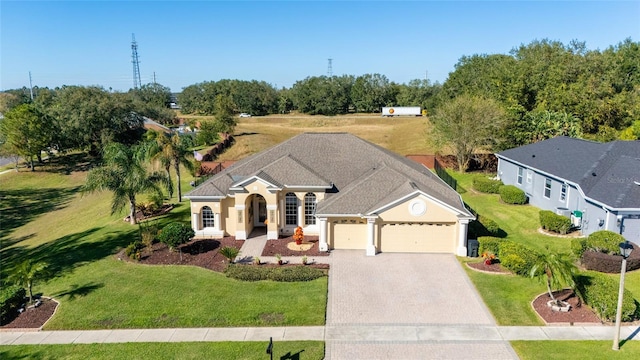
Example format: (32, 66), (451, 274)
(530, 250), (578, 306)
(83, 142), (168, 225)
(148, 132), (194, 202)
(10, 260), (48, 304)
(144, 131), (174, 199)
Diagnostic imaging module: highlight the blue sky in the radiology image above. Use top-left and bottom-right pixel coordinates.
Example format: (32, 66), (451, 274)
(2, 1), (639, 92)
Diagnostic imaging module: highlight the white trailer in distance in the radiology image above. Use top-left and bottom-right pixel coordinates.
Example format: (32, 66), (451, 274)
(381, 106), (422, 117)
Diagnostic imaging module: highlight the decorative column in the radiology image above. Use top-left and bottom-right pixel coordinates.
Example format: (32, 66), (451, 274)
(297, 197), (303, 227)
(235, 204), (246, 240)
(191, 212), (200, 232)
(214, 212), (221, 231)
(279, 198), (285, 229)
(457, 219), (470, 256)
(267, 204), (278, 240)
(319, 217), (328, 251)
(366, 217), (376, 256)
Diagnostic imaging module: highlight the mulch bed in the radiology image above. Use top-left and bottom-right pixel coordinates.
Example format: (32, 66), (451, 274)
(466, 260), (511, 274)
(1, 298), (58, 329)
(124, 204), (175, 223)
(121, 236), (245, 273)
(532, 289), (601, 324)
(262, 235), (329, 257)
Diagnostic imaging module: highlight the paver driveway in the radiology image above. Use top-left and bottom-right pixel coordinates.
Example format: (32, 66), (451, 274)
(325, 251), (517, 359)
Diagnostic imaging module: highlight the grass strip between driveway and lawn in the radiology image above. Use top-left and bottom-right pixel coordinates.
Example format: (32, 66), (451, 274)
(511, 341), (640, 360)
(0, 341), (325, 360)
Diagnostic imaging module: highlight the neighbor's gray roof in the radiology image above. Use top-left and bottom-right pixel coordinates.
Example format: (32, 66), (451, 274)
(497, 137), (640, 209)
(188, 133), (471, 216)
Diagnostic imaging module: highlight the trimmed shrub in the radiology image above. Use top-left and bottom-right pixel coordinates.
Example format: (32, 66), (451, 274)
(472, 176), (503, 194)
(586, 230), (624, 255)
(499, 185), (527, 205)
(158, 222), (194, 251)
(498, 240), (540, 276)
(571, 237), (587, 258)
(125, 241), (145, 260)
(478, 236), (502, 257)
(539, 210), (572, 234)
(1, 284), (26, 325)
(267, 266), (326, 282)
(224, 265), (326, 282)
(469, 216), (502, 238)
(482, 217), (501, 236)
(581, 250), (640, 273)
(575, 272), (637, 322)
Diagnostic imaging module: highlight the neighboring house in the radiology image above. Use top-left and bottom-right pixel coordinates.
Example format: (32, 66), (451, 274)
(185, 133), (475, 256)
(496, 137), (640, 245)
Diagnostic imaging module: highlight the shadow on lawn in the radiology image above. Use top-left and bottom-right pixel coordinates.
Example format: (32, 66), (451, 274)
(0, 186), (80, 242)
(280, 350), (304, 360)
(1, 227), (137, 280)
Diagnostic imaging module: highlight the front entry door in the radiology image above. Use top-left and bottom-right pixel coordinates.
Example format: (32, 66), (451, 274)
(253, 195), (267, 227)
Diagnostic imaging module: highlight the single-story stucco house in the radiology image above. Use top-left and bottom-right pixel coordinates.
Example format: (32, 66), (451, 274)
(185, 133), (475, 256)
(496, 136), (640, 245)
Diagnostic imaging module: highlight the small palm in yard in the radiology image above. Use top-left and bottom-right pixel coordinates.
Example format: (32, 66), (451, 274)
(219, 246), (240, 263)
(9, 260), (48, 304)
(530, 250), (578, 307)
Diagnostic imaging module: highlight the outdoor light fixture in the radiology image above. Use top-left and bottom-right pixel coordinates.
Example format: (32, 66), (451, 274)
(613, 241), (634, 350)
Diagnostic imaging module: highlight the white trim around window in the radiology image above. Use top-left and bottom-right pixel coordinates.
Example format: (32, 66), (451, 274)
(560, 184), (567, 202)
(544, 178), (552, 199)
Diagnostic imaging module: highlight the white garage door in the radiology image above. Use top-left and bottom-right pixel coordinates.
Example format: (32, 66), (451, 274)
(381, 222), (456, 253)
(331, 219), (367, 249)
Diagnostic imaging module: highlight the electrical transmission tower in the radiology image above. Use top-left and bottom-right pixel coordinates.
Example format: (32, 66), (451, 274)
(131, 34), (142, 89)
(327, 58), (333, 77)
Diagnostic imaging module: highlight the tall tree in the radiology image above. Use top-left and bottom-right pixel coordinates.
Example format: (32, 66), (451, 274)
(530, 251), (578, 307)
(429, 95), (505, 171)
(147, 133), (194, 202)
(83, 142), (168, 224)
(0, 104), (54, 171)
(351, 73), (395, 113)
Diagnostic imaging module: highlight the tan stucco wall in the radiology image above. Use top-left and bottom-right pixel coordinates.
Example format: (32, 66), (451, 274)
(378, 194), (459, 223)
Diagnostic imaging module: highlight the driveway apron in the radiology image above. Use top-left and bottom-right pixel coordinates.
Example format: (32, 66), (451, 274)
(325, 251), (518, 359)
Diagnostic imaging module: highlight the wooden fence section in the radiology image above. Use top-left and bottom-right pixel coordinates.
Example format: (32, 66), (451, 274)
(406, 154), (457, 191)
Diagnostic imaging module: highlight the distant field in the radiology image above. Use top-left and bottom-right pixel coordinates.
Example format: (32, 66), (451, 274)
(180, 113), (435, 161)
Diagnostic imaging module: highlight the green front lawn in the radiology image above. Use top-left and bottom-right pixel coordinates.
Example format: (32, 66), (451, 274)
(451, 170), (640, 325)
(1, 161), (327, 330)
(0, 341), (325, 360)
(512, 341), (640, 360)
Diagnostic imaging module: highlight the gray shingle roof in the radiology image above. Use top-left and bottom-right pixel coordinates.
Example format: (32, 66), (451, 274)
(187, 133), (471, 216)
(497, 137), (640, 209)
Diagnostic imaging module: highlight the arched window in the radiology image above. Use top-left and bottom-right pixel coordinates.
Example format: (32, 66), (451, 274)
(202, 206), (214, 228)
(304, 193), (316, 225)
(285, 192), (298, 225)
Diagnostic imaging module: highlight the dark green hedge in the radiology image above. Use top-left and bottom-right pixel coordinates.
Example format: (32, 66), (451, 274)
(539, 210), (572, 234)
(158, 222), (194, 250)
(571, 237), (587, 258)
(472, 176), (503, 194)
(224, 265), (326, 282)
(1, 284), (25, 325)
(499, 185), (527, 204)
(575, 272), (638, 322)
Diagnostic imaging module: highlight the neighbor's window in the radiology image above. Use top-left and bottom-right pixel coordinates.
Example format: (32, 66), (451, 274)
(526, 171), (533, 184)
(544, 178), (552, 199)
(304, 193), (316, 225)
(517, 167), (523, 185)
(560, 184), (567, 202)
(202, 206), (214, 228)
(285, 192), (298, 225)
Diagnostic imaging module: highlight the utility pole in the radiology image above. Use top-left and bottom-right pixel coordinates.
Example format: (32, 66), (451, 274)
(153, 72), (157, 84)
(327, 58), (333, 77)
(28, 71), (34, 100)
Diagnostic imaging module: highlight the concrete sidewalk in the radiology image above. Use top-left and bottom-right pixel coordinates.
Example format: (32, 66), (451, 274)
(2, 325), (639, 345)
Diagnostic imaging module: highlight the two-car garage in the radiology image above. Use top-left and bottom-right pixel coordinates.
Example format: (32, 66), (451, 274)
(380, 222), (456, 253)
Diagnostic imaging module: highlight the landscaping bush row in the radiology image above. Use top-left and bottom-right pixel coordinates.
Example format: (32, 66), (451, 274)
(498, 240), (540, 276)
(581, 250), (640, 273)
(224, 265), (326, 282)
(575, 272), (638, 322)
(1, 284), (25, 325)
(477, 236), (502, 257)
(499, 185), (528, 205)
(584, 230), (623, 255)
(472, 176), (503, 194)
(469, 216), (502, 238)
(539, 210), (572, 235)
